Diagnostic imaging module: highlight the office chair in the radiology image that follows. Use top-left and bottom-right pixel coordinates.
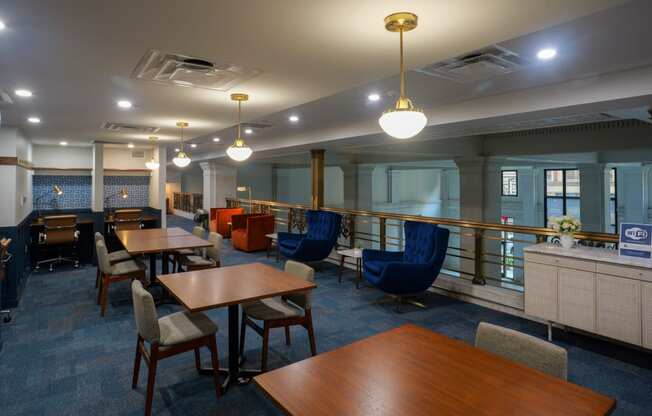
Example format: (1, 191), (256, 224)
(112, 209), (144, 233)
(35, 215), (80, 272)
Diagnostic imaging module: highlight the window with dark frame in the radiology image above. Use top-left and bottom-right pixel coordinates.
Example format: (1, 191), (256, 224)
(501, 170), (518, 197)
(544, 169), (581, 226)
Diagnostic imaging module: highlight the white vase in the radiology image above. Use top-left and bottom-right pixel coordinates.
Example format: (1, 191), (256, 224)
(560, 234), (575, 249)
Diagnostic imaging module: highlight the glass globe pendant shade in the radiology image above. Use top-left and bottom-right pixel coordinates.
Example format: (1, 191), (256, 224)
(173, 151), (191, 167)
(226, 139), (253, 162)
(145, 158), (160, 170)
(379, 96), (427, 139)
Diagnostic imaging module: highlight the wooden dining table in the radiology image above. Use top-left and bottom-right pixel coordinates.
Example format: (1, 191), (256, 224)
(158, 262), (317, 392)
(116, 227), (212, 280)
(254, 324), (616, 416)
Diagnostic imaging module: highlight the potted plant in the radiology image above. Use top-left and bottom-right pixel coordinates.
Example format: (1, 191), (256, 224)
(549, 216), (581, 249)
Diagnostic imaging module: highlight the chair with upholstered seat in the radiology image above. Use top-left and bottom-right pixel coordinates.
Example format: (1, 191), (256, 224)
(362, 221), (449, 312)
(96, 239), (146, 317)
(170, 226), (205, 271)
(240, 260), (317, 372)
(131, 280), (220, 416)
(277, 210), (341, 262)
(94, 232), (133, 290)
(210, 207), (244, 238)
(475, 322), (568, 380)
(177, 232), (222, 272)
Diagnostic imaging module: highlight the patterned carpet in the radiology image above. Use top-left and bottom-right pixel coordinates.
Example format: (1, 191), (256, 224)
(1, 215), (651, 415)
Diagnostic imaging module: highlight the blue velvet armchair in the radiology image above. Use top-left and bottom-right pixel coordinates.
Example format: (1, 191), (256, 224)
(363, 221), (449, 310)
(278, 211), (342, 262)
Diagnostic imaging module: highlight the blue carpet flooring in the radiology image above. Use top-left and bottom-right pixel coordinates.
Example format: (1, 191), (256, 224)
(1, 215), (651, 415)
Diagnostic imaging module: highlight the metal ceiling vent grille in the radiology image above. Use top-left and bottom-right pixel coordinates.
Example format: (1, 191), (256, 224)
(131, 49), (260, 91)
(131, 150), (145, 158)
(100, 122), (160, 134)
(416, 45), (527, 83)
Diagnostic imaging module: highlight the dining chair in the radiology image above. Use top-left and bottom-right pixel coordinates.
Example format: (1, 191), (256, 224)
(170, 226), (205, 271)
(131, 280), (220, 416)
(240, 260), (317, 372)
(94, 232), (133, 289)
(96, 239), (146, 317)
(177, 232), (222, 271)
(475, 321), (568, 380)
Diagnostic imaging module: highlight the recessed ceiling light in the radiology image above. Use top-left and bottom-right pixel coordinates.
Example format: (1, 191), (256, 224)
(0, 21), (5, 31)
(27, 116), (41, 124)
(59, 141), (68, 146)
(368, 93), (381, 102)
(127, 143), (135, 148)
(537, 48), (557, 60)
(244, 128), (253, 134)
(117, 100), (133, 109)
(174, 148), (180, 152)
(289, 115), (299, 123)
(190, 143), (197, 148)
(15, 89), (33, 98)
(213, 137), (220, 142)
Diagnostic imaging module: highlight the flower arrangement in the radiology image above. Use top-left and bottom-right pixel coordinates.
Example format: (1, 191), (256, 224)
(549, 215), (581, 234)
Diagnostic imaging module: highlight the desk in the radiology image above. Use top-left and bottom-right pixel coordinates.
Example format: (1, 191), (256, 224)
(158, 263), (316, 391)
(254, 324), (616, 416)
(116, 228), (211, 280)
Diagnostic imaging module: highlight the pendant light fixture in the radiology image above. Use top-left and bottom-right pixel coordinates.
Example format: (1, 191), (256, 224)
(378, 12), (427, 139)
(226, 93), (253, 162)
(172, 122), (191, 167)
(145, 136), (160, 170)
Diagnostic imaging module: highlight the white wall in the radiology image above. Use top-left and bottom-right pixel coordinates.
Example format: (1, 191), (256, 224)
(104, 147), (152, 170)
(0, 128), (32, 226)
(236, 164), (274, 200)
(32, 145), (92, 169)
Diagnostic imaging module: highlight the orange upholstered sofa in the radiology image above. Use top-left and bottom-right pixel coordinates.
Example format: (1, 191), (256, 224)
(210, 207), (245, 238)
(231, 214), (275, 252)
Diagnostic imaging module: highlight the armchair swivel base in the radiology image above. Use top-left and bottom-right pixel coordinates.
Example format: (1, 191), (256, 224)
(376, 294), (426, 313)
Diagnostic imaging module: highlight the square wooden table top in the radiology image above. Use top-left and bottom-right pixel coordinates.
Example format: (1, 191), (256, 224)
(254, 324), (616, 416)
(116, 227), (211, 254)
(157, 263), (317, 312)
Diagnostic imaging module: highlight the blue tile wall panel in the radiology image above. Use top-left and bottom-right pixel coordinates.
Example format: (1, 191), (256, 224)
(32, 175), (92, 210)
(104, 176), (149, 208)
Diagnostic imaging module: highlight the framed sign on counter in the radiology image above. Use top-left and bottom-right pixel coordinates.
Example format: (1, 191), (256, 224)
(619, 223), (652, 259)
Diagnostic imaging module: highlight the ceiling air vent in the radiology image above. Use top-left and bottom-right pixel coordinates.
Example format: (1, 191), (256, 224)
(0, 90), (14, 105)
(101, 122), (160, 134)
(131, 150), (145, 159)
(131, 49), (260, 92)
(416, 45), (528, 83)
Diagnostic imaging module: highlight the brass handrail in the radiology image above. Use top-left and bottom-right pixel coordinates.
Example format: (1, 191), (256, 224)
(226, 197), (619, 292)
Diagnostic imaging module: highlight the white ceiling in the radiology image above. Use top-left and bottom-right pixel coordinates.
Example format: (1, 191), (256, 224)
(0, 0), (627, 155)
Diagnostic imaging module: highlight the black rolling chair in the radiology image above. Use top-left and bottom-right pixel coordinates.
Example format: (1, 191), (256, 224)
(35, 215), (80, 272)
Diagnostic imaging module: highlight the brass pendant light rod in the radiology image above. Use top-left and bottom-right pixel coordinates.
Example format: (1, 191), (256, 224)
(176, 121), (188, 150)
(399, 27), (405, 99)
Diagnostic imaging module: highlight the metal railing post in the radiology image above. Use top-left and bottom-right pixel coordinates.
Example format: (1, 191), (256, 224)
(379, 217), (387, 250)
(473, 228), (486, 285)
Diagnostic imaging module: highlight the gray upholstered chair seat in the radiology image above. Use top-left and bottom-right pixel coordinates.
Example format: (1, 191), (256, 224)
(112, 259), (146, 276)
(243, 297), (303, 320)
(108, 250), (132, 263)
(178, 255), (216, 268)
(174, 248), (195, 256)
(475, 322), (568, 380)
(158, 311), (218, 347)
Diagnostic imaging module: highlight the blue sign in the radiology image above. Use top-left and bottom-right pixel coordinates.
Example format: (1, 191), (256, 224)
(619, 223), (652, 259)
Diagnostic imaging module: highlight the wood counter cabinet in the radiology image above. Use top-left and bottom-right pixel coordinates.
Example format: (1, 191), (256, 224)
(524, 243), (652, 349)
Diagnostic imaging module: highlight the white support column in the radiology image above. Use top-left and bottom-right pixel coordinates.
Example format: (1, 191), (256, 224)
(357, 165), (375, 211)
(341, 164), (358, 209)
(200, 162), (237, 210)
(578, 163), (607, 232)
(148, 145), (167, 228)
(91, 143), (104, 213)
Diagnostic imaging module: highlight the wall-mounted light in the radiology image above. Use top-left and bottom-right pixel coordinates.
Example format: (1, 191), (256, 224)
(52, 185), (63, 196)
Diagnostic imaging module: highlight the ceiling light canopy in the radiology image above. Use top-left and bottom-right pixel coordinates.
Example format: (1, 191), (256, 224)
(368, 93), (381, 102)
(172, 122), (191, 167)
(226, 93), (253, 162)
(378, 12), (427, 140)
(117, 100), (132, 109)
(537, 47), (557, 60)
(15, 89), (33, 98)
(27, 116), (41, 124)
